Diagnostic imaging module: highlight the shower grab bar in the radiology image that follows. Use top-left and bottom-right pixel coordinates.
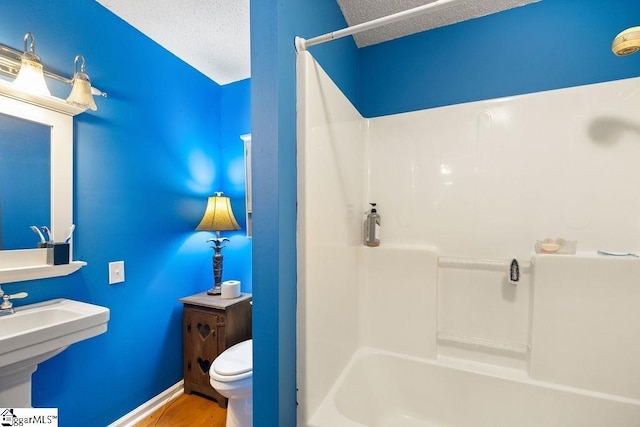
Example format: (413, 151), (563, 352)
(437, 331), (530, 354)
(295, 0), (460, 52)
(438, 256), (531, 272)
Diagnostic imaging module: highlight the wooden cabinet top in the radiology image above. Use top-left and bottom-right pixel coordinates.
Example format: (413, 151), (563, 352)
(179, 292), (252, 310)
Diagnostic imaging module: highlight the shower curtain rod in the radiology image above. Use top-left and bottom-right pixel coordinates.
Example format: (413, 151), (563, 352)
(295, 0), (460, 52)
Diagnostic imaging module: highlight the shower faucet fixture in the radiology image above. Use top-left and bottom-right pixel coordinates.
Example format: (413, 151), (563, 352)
(612, 26), (640, 56)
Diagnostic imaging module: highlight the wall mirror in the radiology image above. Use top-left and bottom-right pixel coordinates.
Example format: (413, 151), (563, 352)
(0, 81), (84, 283)
(0, 113), (51, 249)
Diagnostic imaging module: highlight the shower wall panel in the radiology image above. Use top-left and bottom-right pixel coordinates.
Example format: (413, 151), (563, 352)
(299, 50), (640, 424)
(360, 245), (438, 359)
(297, 51), (366, 423)
(367, 77), (640, 259)
(531, 254), (640, 400)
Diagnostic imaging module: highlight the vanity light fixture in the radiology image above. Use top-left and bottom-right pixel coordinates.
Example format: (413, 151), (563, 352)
(195, 193), (241, 295)
(11, 32), (50, 96)
(66, 55), (97, 111)
(0, 31), (106, 110)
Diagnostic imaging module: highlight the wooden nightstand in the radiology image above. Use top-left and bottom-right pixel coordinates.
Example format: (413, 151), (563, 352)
(179, 292), (252, 408)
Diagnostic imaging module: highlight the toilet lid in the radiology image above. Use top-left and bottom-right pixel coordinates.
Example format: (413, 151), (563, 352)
(213, 339), (252, 376)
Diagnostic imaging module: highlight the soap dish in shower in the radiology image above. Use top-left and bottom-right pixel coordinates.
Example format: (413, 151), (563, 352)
(535, 239), (577, 254)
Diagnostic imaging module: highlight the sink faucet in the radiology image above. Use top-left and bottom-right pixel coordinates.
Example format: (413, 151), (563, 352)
(0, 285), (29, 316)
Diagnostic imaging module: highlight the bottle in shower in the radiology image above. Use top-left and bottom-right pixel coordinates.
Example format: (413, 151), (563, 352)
(364, 203), (380, 247)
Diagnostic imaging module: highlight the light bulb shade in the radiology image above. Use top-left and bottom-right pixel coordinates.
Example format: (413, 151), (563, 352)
(66, 55), (97, 111)
(13, 53), (50, 96)
(12, 33), (50, 96)
(195, 194), (241, 232)
(66, 71), (97, 111)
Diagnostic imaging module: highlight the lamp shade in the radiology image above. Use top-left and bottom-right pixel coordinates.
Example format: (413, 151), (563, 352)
(196, 194), (241, 232)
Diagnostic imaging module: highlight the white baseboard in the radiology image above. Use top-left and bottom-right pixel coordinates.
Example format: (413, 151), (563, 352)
(108, 380), (184, 427)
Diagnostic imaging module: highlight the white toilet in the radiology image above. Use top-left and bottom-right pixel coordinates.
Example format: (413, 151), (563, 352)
(209, 339), (253, 427)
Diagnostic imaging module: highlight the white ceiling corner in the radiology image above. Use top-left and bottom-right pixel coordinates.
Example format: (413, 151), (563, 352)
(95, 0), (250, 85)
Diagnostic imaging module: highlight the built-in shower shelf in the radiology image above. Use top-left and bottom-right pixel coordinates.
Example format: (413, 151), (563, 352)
(437, 331), (530, 355)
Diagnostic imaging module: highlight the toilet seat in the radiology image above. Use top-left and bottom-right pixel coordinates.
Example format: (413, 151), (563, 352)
(211, 339), (253, 382)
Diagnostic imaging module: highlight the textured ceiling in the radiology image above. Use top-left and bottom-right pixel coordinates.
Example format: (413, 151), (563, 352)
(95, 0), (250, 85)
(95, 0), (540, 85)
(336, 0), (541, 48)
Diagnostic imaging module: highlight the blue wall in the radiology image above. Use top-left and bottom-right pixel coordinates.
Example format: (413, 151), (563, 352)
(251, 0), (640, 425)
(359, 0), (640, 117)
(250, 0), (358, 425)
(220, 78), (252, 290)
(0, 1), (250, 426)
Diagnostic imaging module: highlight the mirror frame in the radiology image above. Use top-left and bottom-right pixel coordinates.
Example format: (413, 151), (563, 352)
(0, 79), (85, 283)
(241, 133), (252, 238)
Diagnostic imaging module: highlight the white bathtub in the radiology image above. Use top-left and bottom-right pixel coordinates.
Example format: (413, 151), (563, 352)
(307, 348), (640, 427)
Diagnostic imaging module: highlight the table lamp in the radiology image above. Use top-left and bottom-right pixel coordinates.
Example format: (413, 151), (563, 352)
(196, 192), (241, 295)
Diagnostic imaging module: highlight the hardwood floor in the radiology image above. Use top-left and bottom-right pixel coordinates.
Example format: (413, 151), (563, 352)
(134, 392), (226, 427)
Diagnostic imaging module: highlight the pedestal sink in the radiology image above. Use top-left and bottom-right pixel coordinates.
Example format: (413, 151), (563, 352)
(0, 298), (110, 407)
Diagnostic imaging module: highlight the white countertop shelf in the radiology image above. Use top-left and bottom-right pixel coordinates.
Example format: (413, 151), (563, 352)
(0, 261), (87, 284)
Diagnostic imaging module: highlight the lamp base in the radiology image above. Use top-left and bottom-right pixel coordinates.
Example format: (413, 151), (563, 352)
(207, 285), (222, 295)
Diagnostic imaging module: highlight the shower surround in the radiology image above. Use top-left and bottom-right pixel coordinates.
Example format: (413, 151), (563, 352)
(296, 51), (640, 426)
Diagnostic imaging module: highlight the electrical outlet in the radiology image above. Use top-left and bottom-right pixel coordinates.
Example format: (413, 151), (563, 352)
(109, 261), (125, 285)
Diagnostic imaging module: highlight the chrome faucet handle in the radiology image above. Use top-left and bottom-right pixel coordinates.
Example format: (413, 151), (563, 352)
(9, 292), (28, 300)
(1, 294), (12, 310)
(0, 291), (28, 311)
